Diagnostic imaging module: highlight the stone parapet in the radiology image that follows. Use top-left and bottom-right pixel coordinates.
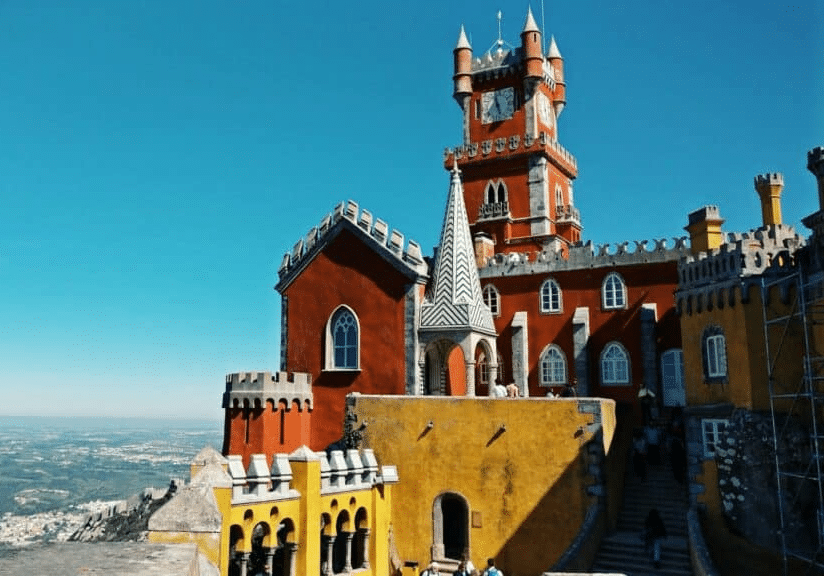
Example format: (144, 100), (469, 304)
(677, 224), (804, 293)
(226, 448), (396, 505)
(222, 371), (312, 410)
(276, 200), (429, 292)
(444, 131), (577, 175)
(478, 237), (688, 278)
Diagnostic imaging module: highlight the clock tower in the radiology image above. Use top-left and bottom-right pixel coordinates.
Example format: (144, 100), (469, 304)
(447, 8), (580, 255)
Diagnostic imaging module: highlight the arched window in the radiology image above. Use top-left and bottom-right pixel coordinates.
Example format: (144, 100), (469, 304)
(540, 278), (562, 313)
(481, 180), (509, 219)
(601, 342), (630, 386)
(482, 284), (500, 316)
(540, 344), (567, 386)
(326, 307), (359, 370)
(702, 326), (727, 382)
(602, 272), (627, 310)
(555, 183), (564, 207)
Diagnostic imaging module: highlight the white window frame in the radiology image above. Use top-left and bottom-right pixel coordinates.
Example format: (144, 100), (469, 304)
(602, 272), (627, 310)
(702, 418), (728, 459)
(555, 183), (564, 207)
(484, 179), (508, 204)
(483, 284), (500, 317)
(325, 305), (360, 371)
(601, 342), (630, 386)
(539, 344), (567, 386)
(705, 334), (727, 378)
(540, 278), (562, 314)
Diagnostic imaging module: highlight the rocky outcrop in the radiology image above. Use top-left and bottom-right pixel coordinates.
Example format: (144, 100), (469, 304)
(69, 483), (179, 542)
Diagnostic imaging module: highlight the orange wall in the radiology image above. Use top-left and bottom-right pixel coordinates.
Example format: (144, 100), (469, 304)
(283, 229), (414, 450)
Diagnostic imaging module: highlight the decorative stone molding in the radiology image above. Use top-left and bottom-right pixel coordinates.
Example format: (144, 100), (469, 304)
(276, 200), (429, 292)
(445, 131), (577, 173)
(223, 371), (313, 411)
(478, 237), (688, 279)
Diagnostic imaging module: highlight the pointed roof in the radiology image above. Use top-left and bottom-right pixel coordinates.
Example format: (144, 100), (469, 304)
(455, 24), (472, 50)
(548, 35), (562, 59)
(522, 6), (540, 33)
(419, 163), (496, 335)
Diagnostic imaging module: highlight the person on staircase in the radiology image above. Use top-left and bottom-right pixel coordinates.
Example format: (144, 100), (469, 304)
(644, 508), (667, 569)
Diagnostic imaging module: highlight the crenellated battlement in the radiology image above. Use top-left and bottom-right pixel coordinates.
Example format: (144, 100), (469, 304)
(754, 172), (784, 188)
(223, 370), (313, 410)
(478, 236), (689, 279)
(226, 447), (398, 505)
(444, 131), (577, 174)
(678, 224), (805, 292)
(467, 46), (558, 88)
(276, 200), (428, 292)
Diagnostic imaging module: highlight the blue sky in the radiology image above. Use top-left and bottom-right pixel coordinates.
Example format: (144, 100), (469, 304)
(0, 1), (821, 420)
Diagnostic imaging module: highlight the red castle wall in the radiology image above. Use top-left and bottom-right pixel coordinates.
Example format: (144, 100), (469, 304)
(283, 228), (413, 450)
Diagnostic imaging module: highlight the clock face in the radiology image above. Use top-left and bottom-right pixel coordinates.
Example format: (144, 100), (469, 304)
(538, 93), (553, 127)
(481, 88), (514, 124)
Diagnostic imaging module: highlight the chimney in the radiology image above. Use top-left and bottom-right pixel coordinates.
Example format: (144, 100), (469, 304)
(685, 206), (725, 255)
(474, 232), (495, 268)
(754, 173), (783, 227)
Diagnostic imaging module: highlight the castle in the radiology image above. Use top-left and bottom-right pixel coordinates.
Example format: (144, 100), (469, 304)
(144, 8), (823, 576)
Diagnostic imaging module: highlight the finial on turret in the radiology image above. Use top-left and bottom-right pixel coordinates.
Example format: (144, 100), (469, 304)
(451, 157), (461, 176)
(548, 35), (562, 59)
(455, 24), (471, 50)
(523, 6), (540, 33)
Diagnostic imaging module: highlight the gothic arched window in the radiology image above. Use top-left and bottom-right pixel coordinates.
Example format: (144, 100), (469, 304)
(482, 284), (500, 316)
(540, 278), (562, 313)
(601, 342), (630, 386)
(540, 344), (567, 386)
(602, 272), (627, 310)
(326, 306), (359, 370)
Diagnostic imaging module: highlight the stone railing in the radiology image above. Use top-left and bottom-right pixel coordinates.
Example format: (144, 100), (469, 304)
(678, 224), (804, 291)
(478, 201), (509, 220)
(556, 204), (580, 225)
(226, 449), (399, 505)
(445, 131), (577, 172)
(223, 371), (312, 410)
(277, 200), (428, 289)
(478, 237), (689, 278)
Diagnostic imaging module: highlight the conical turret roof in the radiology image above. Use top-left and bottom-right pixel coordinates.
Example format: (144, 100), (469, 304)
(455, 24), (472, 50)
(548, 35), (562, 58)
(419, 163), (496, 335)
(523, 6), (540, 33)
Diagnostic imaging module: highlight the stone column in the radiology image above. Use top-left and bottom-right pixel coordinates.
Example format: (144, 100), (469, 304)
(287, 542), (298, 576)
(465, 361), (476, 397)
(344, 531), (354, 572)
(322, 536), (334, 576)
(265, 548), (275, 575)
(640, 304), (658, 403)
(511, 312), (529, 397)
(360, 529), (371, 569)
(573, 307), (590, 396)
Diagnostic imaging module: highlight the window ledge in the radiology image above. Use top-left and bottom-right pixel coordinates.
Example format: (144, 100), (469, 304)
(322, 367), (362, 373)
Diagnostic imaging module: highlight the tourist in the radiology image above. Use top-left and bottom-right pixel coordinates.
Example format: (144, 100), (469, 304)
(454, 556), (473, 576)
(644, 508), (667, 569)
(644, 423), (662, 465)
(482, 558), (503, 576)
(421, 561), (440, 576)
(493, 378), (507, 398)
(505, 382), (519, 397)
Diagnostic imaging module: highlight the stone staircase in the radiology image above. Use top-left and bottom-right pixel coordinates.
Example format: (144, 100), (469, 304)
(590, 450), (693, 576)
